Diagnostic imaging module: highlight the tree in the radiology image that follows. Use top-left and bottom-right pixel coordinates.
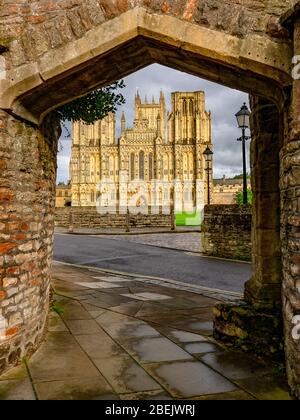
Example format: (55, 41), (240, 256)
(56, 80), (126, 125)
(235, 189), (253, 205)
(233, 173), (251, 180)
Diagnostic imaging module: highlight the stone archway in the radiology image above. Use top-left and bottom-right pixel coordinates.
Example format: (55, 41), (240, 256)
(0, 2), (300, 398)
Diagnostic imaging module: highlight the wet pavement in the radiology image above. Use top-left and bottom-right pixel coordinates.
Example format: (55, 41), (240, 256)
(0, 263), (292, 400)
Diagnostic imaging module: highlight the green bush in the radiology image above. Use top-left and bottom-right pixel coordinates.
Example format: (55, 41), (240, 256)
(235, 189), (253, 205)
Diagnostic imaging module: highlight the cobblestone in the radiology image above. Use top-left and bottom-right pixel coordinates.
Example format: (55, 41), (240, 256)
(103, 233), (202, 254)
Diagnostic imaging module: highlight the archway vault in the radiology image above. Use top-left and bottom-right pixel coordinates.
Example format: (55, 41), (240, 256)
(0, 7), (293, 125)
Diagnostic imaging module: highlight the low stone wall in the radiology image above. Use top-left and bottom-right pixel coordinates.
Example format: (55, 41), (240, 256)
(55, 207), (172, 229)
(201, 205), (252, 261)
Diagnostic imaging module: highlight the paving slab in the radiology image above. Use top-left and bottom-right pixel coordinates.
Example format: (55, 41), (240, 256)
(166, 330), (208, 343)
(77, 281), (124, 289)
(28, 332), (101, 382)
(184, 342), (221, 355)
(93, 356), (162, 394)
(201, 352), (272, 380)
(122, 337), (193, 363)
(122, 292), (172, 301)
(34, 377), (115, 401)
(64, 319), (103, 335)
(82, 292), (133, 308)
(75, 331), (127, 359)
(0, 379), (36, 400)
(48, 313), (69, 332)
(60, 300), (92, 321)
(145, 361), (237, 398)
(93, 276), (135, 283)
(116, 324), (162, 342)
(109, 301), (144, 317)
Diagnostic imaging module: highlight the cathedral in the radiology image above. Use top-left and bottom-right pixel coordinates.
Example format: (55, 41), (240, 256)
(70, 90), (212, 214)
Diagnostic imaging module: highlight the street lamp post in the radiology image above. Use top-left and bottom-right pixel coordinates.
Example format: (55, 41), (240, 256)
(203, 146), (213, 205)
(235, 103), (251, 205)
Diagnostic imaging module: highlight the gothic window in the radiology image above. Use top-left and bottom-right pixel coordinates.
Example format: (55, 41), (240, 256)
(189, 100), (194, 115)
(130, 153), (135, 181)
(183, 99), (187, 116)
(109, 156), (114, 177)
(149, 153), (153, 180)
(91, 191), (95, 202)
(163, 155), (169, 178)
(139, 151), (145, 180)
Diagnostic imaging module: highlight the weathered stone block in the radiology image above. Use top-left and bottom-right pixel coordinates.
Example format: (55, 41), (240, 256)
(201, 204), (252, 261)
(214, 302), (284, 360)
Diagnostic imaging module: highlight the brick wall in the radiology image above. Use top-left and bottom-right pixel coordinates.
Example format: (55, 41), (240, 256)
(201, 205), (252, 261)
(0, 111), (59, 375)
(55, 207), (172, 229)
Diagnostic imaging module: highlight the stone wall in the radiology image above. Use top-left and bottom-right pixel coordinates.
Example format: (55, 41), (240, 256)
(0, 111), (60, 374)
(2, 0), (295, 68)
(280, 10), (300, 399)
(201, 205), (252, 261)
(0, 1), (294, 124)
(55, 207), (172, 229)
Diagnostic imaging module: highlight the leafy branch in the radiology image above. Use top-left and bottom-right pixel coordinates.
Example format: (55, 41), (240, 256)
(56, 80), (126, 125)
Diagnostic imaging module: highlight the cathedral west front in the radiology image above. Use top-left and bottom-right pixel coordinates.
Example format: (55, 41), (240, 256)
(70, 90), (213, 216)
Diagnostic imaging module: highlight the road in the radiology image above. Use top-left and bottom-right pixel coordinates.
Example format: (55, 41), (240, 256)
(53, 233), (251, 293)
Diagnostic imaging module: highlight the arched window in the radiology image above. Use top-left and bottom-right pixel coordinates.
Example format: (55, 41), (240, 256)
(109, 156), (114, 177)
(189, 153), (194, 178)
(139, 151), (145, 180)
(163, 154), (169, 179)
(130, 153), (135, 181)
(149, 153), (153, 180)
(183, 154), (188, 178)
(189, 100), (194, 115)
(91, 191), (95, 203)
(183, 99), (187, 116)
(90, 156), (95, 179)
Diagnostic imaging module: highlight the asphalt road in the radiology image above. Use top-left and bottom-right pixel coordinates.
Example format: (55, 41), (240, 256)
(53, 233), (251, 293)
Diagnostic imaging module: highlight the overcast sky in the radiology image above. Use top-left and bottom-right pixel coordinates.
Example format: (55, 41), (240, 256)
(57, 64), (250, 183)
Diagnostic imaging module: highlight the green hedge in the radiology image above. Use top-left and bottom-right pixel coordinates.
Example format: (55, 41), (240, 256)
(176, 212), (201, 226)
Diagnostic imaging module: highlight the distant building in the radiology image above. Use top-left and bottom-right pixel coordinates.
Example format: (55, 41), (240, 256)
(55, 184), (71, 208)
(213, 176), (251, 204)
